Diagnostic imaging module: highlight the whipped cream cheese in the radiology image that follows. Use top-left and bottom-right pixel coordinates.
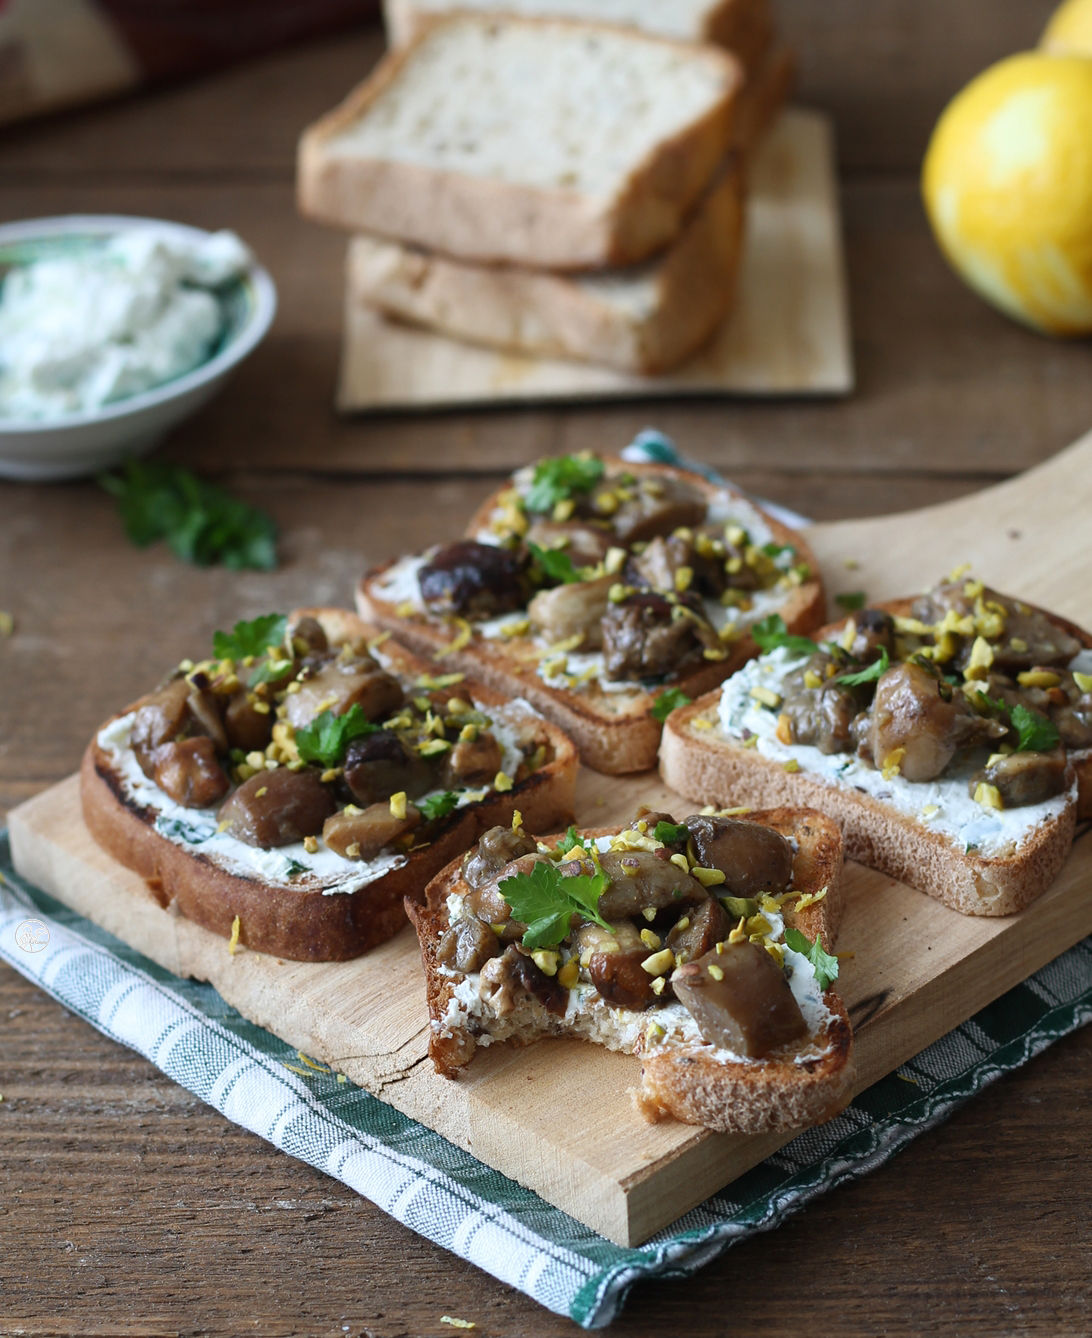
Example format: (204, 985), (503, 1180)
(717, 645), (1078, 859)
(98, 713), (406, 895)
(0, 227), (252, 420)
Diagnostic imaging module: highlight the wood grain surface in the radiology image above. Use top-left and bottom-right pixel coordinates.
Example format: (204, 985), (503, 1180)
(2, 6), (1092, 1334)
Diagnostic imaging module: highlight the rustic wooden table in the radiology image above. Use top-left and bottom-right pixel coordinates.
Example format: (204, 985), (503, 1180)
(2, 5), (1091, 1334)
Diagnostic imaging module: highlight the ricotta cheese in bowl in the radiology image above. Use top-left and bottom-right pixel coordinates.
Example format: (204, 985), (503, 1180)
(0, 227), (252, 420)
(0, 215), (276, 481)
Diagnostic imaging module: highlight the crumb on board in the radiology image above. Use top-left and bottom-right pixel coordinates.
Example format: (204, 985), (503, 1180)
(440, 1319), (476, 1331)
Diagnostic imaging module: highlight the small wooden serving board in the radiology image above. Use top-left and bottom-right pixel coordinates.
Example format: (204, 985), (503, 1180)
(336, 109), (853, 412)
(11, 430), (1092, 1248)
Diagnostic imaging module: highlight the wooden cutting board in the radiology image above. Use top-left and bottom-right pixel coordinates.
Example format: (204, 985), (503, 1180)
(336, 109), (853, 411)
(10, 428), (1092, 1248)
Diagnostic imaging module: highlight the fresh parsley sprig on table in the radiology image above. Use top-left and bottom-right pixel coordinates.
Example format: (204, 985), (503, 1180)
(524, 455), (605, 514)
(651, 688), (692, 722)
(1011, 703), (1061, 753)
(837, 646), (890, 687)
(213, 614), (287, 661)
(528, 542), (581, 585)
(499, 859), (611, 949)
(784, 927), (839, 991)
(751, 614), (818, 658)
(295, 705), (378, 769)
(100, 461), (278, 570)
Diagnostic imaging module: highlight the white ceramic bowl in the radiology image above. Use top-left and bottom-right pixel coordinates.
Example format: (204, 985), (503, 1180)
(0, 214), (277, 481)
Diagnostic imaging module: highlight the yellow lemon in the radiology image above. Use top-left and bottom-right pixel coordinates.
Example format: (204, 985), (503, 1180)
(921, 51), (1092, 335)
(1041, 0), (1092, 54)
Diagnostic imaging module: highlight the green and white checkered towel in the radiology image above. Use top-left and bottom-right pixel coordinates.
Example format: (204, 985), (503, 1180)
(3, 830), (1091, 1327)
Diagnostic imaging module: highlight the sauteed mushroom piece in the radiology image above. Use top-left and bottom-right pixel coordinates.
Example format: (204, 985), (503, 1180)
(418, 541), (528, 618)
(342, 730), (434, 806)
(672, 941), (807, 1057)
(970, 747), (1069, 807)
(218, 767), (335, 846)
(684, 815), (794, 895)
(322, 800), (420, 860)
(152, 737), (230, 808)
(864, 661), (1000, 781)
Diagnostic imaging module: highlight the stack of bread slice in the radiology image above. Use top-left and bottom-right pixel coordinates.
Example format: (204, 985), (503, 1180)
(298, 4), (794, 374)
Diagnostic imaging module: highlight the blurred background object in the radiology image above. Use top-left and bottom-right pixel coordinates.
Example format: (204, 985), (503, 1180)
(921, 0), (1092, 336)
(1041, 0), (1092, 52)
(0, 0), (378, 127)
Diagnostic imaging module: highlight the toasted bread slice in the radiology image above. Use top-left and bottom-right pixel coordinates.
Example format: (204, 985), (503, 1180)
(357, 459), (824, 774)
(81, 607), (578, 962)
(346, 158), (745, 375)
(660, 597), (1092, 916)
(407, 808), (854, 1134)
(297, 14), (742, 270)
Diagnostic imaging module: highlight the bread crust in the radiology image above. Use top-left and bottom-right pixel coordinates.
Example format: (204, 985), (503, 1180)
(297, 14), (742, 270)
(384, 0), (772, 70)
(407, 810), (854, 1134)
(356, 460), (825, 774)
(659, 598), (1092, 916)
(80, 608), (578, 962)
(732, 43), (796, 160)
(346, 159), (745, 375)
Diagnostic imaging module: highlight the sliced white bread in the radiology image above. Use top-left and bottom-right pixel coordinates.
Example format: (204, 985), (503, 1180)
(383, 0), (775, 73)
(356, 460), (825, 775)
(82, 607), (579, 962)
(297, 14), (742, 270)
(659, 599), (1092, 916)
(346, 159), (744, 374)
(407, 810), (855, 1135)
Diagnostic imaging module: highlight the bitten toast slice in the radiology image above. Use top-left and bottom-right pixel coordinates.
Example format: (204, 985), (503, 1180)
(407, 807), (855, 1135)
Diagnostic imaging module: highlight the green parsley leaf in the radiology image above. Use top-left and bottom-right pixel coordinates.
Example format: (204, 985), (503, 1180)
(653, 820), (689, 845)
(554, 825), (593, 856)
(784, 927), (839, 991)
(1011, 703), (1061, 753)
(524, 455), (605, 514)
(528, 542), (581, 585)
(499, 858), (611, 949)
(100, 460), (278, 570)
(837, 646), (890, 687)
(835, 591), (867, 611)
(651, 687), (692, 722)
(295, 704), (379, 769)
(419, 791), (460, 822)
(213, 614), (287, 662)
(751, 614), (818, 658)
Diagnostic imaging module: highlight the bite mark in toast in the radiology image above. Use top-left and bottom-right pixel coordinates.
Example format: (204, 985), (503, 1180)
(407, 807), (855, 1135)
